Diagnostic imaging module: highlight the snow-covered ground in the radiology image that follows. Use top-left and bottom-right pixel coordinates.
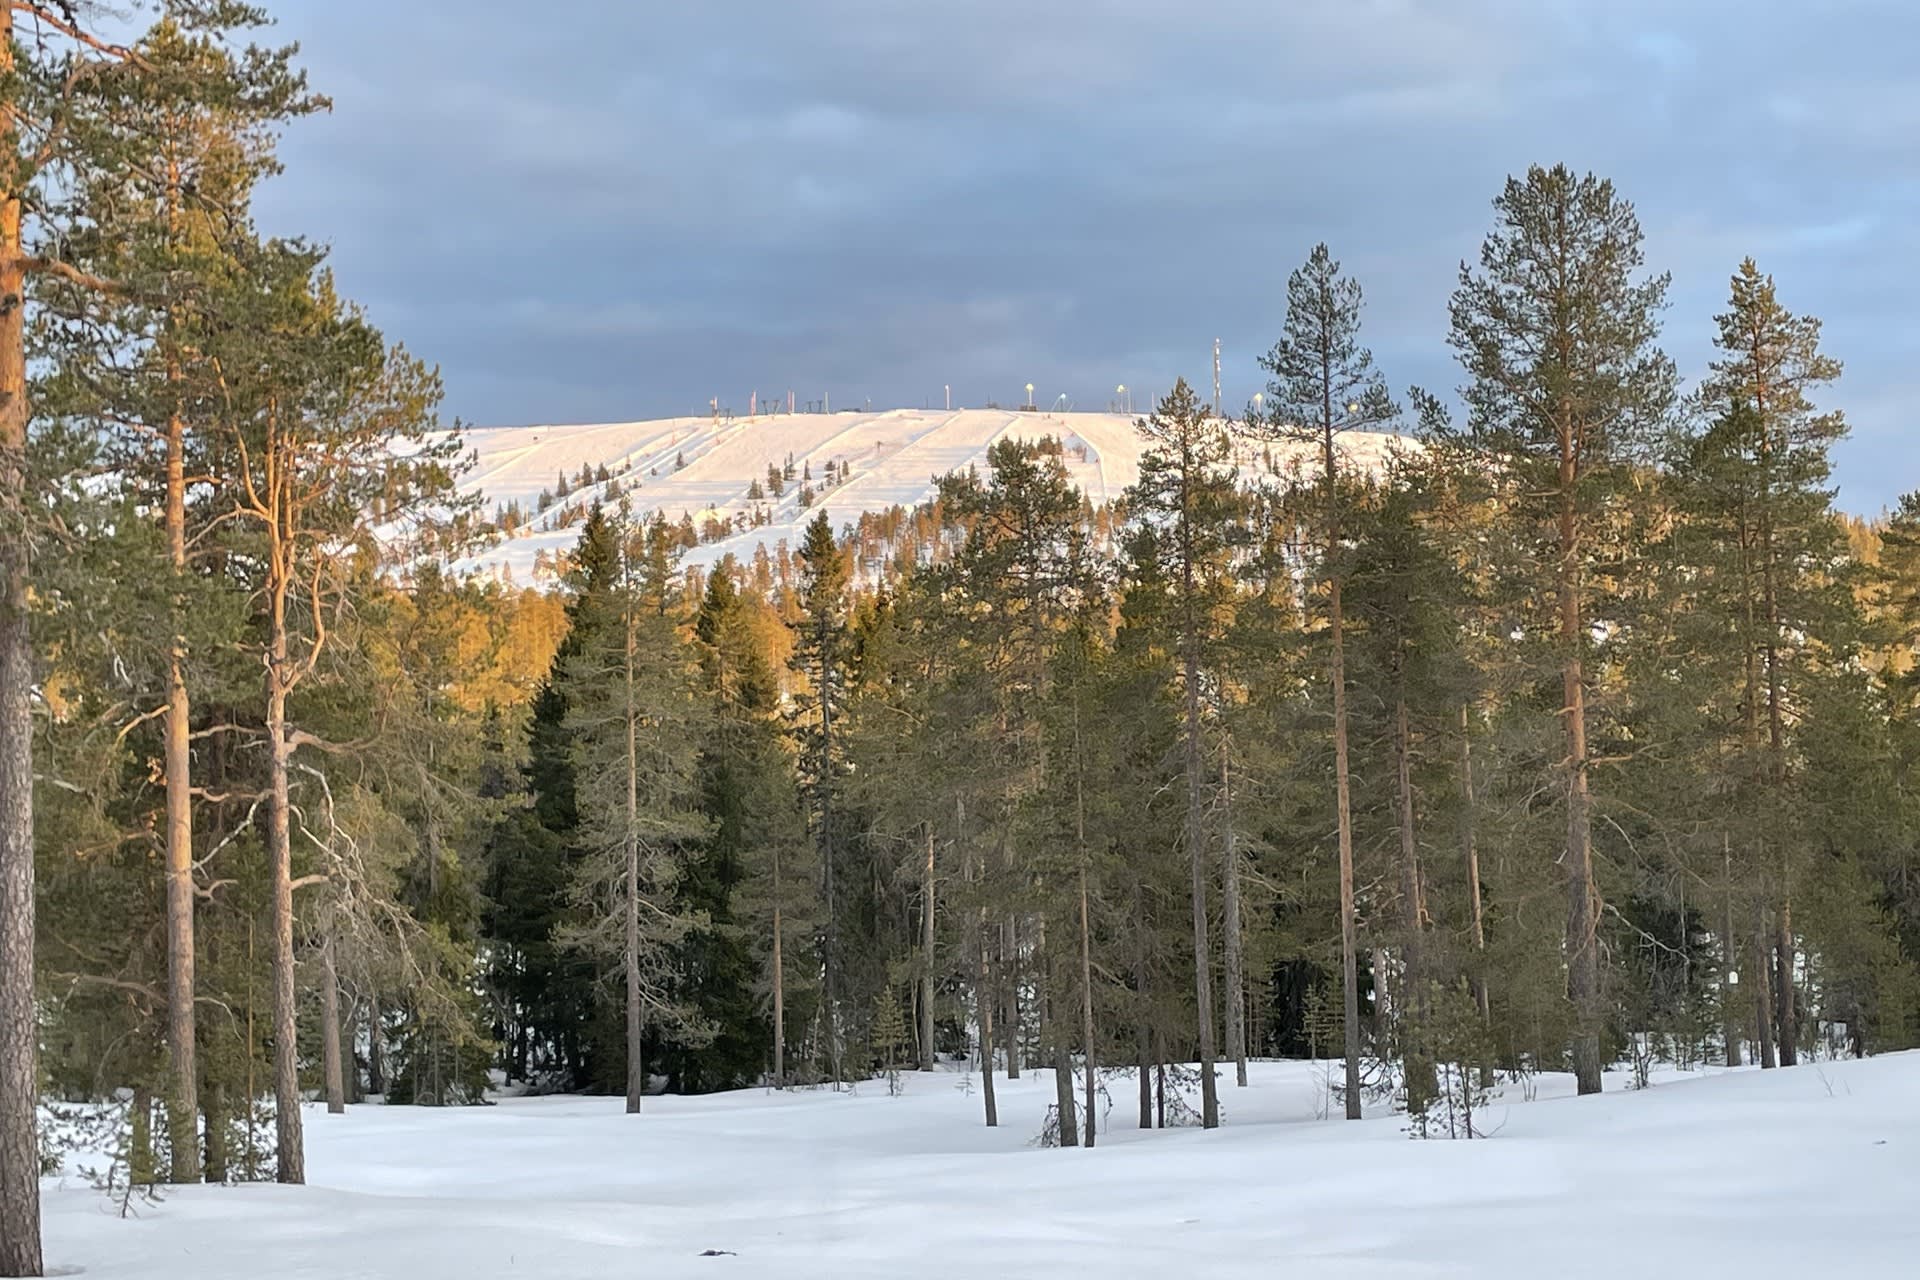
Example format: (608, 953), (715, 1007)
(451, 410), (1413, 584)
(46, 1053), (1920, 1277)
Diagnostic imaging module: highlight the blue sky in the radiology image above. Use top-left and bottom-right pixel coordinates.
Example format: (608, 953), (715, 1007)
(257, 0), (1917, 512)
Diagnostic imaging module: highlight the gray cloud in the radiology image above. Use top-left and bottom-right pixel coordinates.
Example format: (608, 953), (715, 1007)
(255, 0), (1919, 509)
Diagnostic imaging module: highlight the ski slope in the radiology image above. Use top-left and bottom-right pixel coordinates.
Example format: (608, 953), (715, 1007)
(451, 410), (1414, 585)
(45, 1053), (1920, 1278)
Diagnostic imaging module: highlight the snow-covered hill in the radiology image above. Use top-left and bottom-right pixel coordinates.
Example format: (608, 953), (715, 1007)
(47, 1053), (1920, 1277)
(452, 409), (1413, 586)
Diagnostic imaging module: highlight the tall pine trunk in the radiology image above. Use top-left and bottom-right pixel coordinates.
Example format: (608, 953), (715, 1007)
(1752, 910), (1777, 1069)
(1075, 728), (1097, 1145)
(771, 895), (785, 1086)
(1133, 885), (1151, 1131)
(919, 824), (936, 1073)
(624, 608), (644, 1114)
(0, 7), (43, 1262)
(265, 578), (305, 1184)
(1002, 916), (1021, 1080)
(367, 994), (386, 1095)
(1183, 637), (1219, 1129)
(1558, 414), (1603, 1097)
(1392, 696), (1435, 1110)
(1220, 745), (1247, 1088)
(975, 924), (998, 1127)
(321, 935), (345, 1115)
(1721, 839), (1742, 1068)
(1459, 706), (1490, 1023)
(1774, 904), (1797, 1067)
(1324, 428), (1363, 1121)
(1048, 928), (1078, 1148)
(817, 641), (841, 1084)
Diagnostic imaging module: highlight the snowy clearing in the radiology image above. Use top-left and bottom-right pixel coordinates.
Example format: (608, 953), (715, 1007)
(45, 1053), (1920, 1278)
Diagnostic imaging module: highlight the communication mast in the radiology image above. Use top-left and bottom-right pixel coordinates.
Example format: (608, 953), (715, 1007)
(1213, 337), (1222, 416)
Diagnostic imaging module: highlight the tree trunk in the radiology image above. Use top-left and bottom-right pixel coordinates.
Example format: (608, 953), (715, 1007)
(201, 1082), (229, 1184)
(1558, 421), (1603, 1097)
(367, 994), (386, 1095)
(1002, 916), (1021, 1080)
(1183, 640), (1219, 1129)
(1329, 576), (1364, 1119)
(1774, 901), (1797, 1067)
(975, 926), (998, 1128)
(1073, 702), (1098, 1141)
(920, 824), (936, 1072)
(1371, 944), (1391, 1051)
(265, 591), (305, 1184)
(1393, 696), (1435, 1111)
(624, 614), (644, 1114)
(1078, 866), (1097, 1148)
(1752, 910), (1777, 1070)
(129, 1086), (155, 1187)
(321, 935), (345, 1115)
(1321, 411), (1364, 1122)
(1050, 936), (1078, 1147)
(1459, 705), (1490, 1023)
(962, 798), (995, 1127)
(0, 6), (44, 1256)
(1220, 745), (1247, 1087)
(771, 898), (785, 1086)
(817, 645), (841, 1085)
(1133, 886), (1151, 1131)
(1720, 840), (1742, 1068)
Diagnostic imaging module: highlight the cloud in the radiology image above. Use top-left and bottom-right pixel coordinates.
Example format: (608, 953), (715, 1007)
(251, 0), (1920, 511)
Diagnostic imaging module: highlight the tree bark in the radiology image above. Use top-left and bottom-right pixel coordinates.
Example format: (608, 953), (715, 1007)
(1133, 885), (1151, 1131)
(321, 935), (345, 1115)
(1050, 932), (1078, 1147)
(1752, 910), (1777, 1070)
(1001, 916), (1020, 1080)
(265, 578), (305, 1184)
(1459, 705), (1490, 1023)
(1558, 412), (1603, 1097)
(1328, 573), (1364, 1121)
(367, 993), (386, 1095)
(1774, 901), (1797, 1067)
(624, 605), (644, 1114)
(1078, 866), (1097, 1148)
(919, 824), (936, 1072)
(201, 1082), (229, 1184)
(1393, 696), (1435, 1110)
(1371, 944), (1391, 1051)
(0, 6), (44, 1260)
(1220, 745), (1246, 1088)
(771, 897), (785, 1086)
(1183, 638), (1219, 1129)
(975, 927), (997, 1128)
(1720, 839), (1742, 1068)
(159, 124), (201, 1176)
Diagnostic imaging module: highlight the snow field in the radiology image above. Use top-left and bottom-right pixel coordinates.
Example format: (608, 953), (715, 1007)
(44, 1052), (1920, 1278)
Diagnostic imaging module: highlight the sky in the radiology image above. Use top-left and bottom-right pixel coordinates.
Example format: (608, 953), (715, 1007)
(256, 0), (1918, 513)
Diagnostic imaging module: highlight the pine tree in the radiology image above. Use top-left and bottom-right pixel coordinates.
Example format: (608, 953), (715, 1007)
(1254, 243), (1399, 1119)
(1447, 165), (1677, 1094)
(1126, 378), (1239, 1129)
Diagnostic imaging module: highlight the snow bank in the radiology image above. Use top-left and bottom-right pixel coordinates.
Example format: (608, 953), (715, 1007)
(44, 1053), (1920, 1277)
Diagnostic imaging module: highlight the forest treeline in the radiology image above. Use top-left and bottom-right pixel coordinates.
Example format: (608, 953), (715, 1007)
(5, 6), (1920, 1279)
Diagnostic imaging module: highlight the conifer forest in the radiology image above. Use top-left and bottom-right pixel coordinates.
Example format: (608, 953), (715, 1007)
(5, 4), (1920, 1278)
